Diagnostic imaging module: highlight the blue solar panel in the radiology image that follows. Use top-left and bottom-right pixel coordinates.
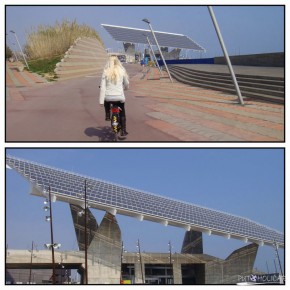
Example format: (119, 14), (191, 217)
(6, 155), (284, 248)
(102, 24), (205, 51)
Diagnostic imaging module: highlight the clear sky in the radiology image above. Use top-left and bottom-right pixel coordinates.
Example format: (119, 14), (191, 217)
(5, 5), (284, 58)
(6, 148), (284, 275)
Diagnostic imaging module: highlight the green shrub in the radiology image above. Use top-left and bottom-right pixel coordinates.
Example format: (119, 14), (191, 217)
(6, 45), (13, 59)
(28, 56), (62, 80)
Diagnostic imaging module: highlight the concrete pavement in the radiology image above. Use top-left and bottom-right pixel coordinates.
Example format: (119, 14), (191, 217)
(6, 62), (284, 142)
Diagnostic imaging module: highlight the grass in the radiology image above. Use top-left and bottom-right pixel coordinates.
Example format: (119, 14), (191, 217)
(27, 56), (62, 81)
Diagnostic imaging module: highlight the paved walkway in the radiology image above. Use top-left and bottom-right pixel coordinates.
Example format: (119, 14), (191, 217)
(6, 63), (284, 142)
(6, 61), (49, 101)
(130, 66), (284, 141)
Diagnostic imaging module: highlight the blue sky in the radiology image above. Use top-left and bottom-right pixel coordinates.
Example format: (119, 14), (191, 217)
(5, 5), (284, 58)
(5, 148), (284, 274)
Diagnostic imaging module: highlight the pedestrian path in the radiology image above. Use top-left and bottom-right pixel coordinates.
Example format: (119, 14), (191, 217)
(6, 61), (49, 101)
(130, 67), (284, 141)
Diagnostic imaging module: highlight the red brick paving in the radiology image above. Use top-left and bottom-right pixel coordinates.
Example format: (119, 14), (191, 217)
(6, 64), (284, 142)
(131, 67), (284, 141)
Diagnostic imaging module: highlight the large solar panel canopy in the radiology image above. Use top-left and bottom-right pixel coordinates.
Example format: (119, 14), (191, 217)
(6, 155), (284, 248)
(102, 24), (205, 51)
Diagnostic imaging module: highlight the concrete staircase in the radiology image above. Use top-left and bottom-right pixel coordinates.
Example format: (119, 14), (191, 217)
(168, 65), (284, 104)
(55, 37), (108, 80)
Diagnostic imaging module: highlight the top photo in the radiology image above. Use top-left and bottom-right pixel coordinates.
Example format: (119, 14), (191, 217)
(5, 5), (285, 142)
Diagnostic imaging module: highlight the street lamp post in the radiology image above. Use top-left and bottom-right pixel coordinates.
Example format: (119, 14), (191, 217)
(273, 241), (284, 277)
(207, 6), (244, 105)
(137, 239), (144, 284)
(168, 241), (174, 284)
(10, 30), (30, 70)
(142, 19), (173, 83)
(143, 34), (163, 77)
(5, 33), (19, 61)
(44, 186), (61, 284)
(84, 179), (88, 284)
(48, 186), (56, 284)
(28, 241), (35, 284)
(120, 241), (124, 283)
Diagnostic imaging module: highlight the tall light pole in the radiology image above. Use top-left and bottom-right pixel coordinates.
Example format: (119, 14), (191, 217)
(48, 186), (56, 284)
(44, 186), (61, 284)
(29, 241), (35, 284)
(208, 6), (244, 105)
(43, 186), (59, 284)
(143, 33), (163, 77)
(142, 19), (173, 83)
(120, 241), (124, 283)
(168, 241), (174, 284)
(273, 241), (284, 276)
(136, 239), (144, 284)
(10, 30), (30, 70)
(6, 33), (19, 61)
(84, 179), (88, 284)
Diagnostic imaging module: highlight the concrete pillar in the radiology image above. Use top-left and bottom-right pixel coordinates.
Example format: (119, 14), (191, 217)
(69, 204), (98, 251)
(173, 263), (182, 284)
(181, 230), (203, 254)
(134, 262), (145, 284)
(86, 212), (122, 284)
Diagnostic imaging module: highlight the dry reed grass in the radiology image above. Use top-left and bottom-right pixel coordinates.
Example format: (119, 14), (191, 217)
(25, 19), (103, 60)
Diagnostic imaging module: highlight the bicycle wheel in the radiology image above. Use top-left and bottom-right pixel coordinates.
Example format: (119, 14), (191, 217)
(111, 113), (119, 141)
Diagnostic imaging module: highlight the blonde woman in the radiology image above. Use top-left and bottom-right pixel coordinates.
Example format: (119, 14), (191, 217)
(99, 56), (129, 136)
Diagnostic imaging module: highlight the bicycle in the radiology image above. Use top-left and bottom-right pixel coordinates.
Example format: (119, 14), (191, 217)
(110, 103), (122, 141)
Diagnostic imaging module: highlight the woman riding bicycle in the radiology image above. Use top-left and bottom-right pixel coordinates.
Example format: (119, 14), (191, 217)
(99, 56), (129, 136)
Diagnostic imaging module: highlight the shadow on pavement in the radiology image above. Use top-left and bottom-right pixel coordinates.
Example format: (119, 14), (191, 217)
(84, 126), (119, 142)
(84, 126), (128, 142)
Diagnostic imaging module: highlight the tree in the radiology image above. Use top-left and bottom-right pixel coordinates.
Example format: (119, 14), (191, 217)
(6, 45), (13, 59)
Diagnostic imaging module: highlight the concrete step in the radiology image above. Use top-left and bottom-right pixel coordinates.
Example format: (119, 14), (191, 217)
(169, 66), (284, 86)
(56, 66), (104, 73)
(63, 54), (107, 61)
(172, 65), (284, 81)
(169, 66), (284, 103)
(55, 37), (107, 80)
(56, 61), (105, 68)
(170, 69), (284, 97)
(56, 66), (103, 75)
(77, 37), (104, 46)
(56, 69), (103, 80)
(170, 67), (284, 92)
(65, 49), (106, 57)
(75, 42), (104, 51)
(169, 70), (284, 104)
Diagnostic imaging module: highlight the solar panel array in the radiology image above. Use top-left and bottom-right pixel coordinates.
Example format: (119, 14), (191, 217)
(102, 24), (205, 51)
(6, 155), (284, 247)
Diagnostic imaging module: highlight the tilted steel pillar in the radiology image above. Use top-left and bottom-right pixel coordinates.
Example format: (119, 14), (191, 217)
(208, 6), (244, 105)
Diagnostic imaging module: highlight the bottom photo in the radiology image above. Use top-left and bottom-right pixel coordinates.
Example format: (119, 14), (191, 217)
(5, 148), (284, 285)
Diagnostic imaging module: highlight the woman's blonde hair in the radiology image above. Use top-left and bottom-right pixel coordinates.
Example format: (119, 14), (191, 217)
(103, 56), (128, 84)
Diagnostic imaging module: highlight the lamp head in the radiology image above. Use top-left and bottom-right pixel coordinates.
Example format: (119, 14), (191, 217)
(142, 18), (150, 24)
